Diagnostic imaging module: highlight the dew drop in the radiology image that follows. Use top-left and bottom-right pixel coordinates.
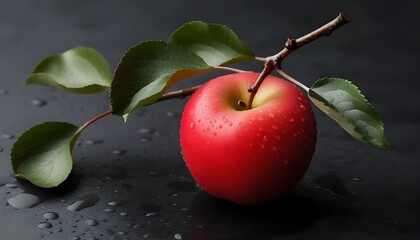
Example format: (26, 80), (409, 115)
(300, 104), (306, 110)
(261, 144), (265, 149)
(165, 111), (176, 117)
(268, 113), (275, 118)
(218, 125), (223, 129)
(5, 183), (19, 189)
(258, 117), (264, 121)
(43, 212), (59, 220)
(174, 233), (182, 239)
(29, 98), (47, 107)
(85, 219), (99, 226)
(38, 222), (52, 229)
(271, 125), (278, 130)
(2, 133), (14, 139)
(228, 121), (233, 127)
(111, 149), (126, 155)
(8, 193), (40, 208)
(67, 194), (99, 212)
(262, 136), (268, 142)
(289, 118), (294, 122)
(189, 123), (195, 129)
(104, 208), (115, 213)
(137, 128), (154, 134)
(145, 212), (156, 217)
(120, 212), (128, 216)
(212, 131), (217, 136)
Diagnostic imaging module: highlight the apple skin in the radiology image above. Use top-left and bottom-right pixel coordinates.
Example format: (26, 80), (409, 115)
(180, 72), (316, 205)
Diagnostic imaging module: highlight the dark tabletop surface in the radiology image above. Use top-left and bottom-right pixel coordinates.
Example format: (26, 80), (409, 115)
(1, 1), (420, 239)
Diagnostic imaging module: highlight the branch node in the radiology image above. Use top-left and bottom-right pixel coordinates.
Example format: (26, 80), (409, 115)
(285, 38), (298, 50)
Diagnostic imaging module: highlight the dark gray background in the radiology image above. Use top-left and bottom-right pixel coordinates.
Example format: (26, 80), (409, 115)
(1, 1), (419, 239)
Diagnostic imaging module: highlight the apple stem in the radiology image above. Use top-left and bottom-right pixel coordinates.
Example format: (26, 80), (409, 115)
(76, 85), (203, 134)
(277, 69), (309, 92)
(247, 12), (351, 108)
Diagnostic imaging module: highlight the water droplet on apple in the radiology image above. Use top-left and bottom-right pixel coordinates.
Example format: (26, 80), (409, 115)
(275, 135), (281, 140)
(272, 147), (278, 152)
(228, 121), (233, 127)
(268, 113), (274, 118)
(289, 118), (294, 122)
(205, 127), (210, 132)
(271, 125), (278, 130)
(258, 117), (264, 121)
(262, 136), (268, 142)
(300, 104), (306, 110)
(218, 125), (223, 129)
(189, 123), (195, 129)
(261, 144), (265, 149)
(212, 131), (217, 136)
(301, 117), (305, 122)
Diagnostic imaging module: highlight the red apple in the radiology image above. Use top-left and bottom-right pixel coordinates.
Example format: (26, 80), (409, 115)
(180, 72), (317, 205)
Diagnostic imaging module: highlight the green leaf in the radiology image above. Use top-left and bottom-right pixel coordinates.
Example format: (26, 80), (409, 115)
(170, 21), (254, 66)
(110, 40), (211, 120)
(11, 122), (80, 188)
(26, 47), (112, 94)
(309, 78), (389, 150)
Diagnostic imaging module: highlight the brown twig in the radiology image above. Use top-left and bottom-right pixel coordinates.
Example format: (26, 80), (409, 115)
(78, 85), (202, 133)
(247, 12), (351, 108)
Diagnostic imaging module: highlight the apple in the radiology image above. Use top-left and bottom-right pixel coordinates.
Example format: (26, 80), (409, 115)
(180, 72), (317, 205)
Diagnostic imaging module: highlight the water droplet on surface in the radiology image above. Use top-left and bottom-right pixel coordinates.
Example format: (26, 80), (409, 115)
(174, 233), (182, 239)
(268, 113), (274, 118)
(218, 125), (223, 129)
(258, 117), (264, 121)
(145, 212), (156, 217)
(289, 118), (294, 122)
(120, 212), (128, 216)
(262, 136), (268, 142)
(300, 104), (306, 110)
(228, 121), (233, 127)
(67, 194), (99, 211)
(5, 183), (18, 189)
(271, 125), (278, 130)
(85, 219), (99, 226)
(43, 212), (59, 220)
(111, 149), (126, 155)
(38, 222), (52, 229)
(29, 98), (47, 107)
(2, 133), (14, 139)
(212, 131), (217, 136)
(189, 123), (195, 129)
(104, 208), (115, 213)
(165, 111), (176, 117)
(8, 193), (40, 208)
